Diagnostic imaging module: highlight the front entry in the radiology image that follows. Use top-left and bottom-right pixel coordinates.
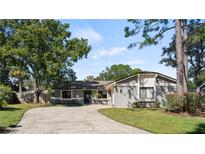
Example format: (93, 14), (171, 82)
(84, 90), (92, 104)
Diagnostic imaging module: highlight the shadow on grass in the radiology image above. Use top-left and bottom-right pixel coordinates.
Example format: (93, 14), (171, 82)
(187, 123), (205, 134)
(0, 107), (21, 111)
(0, 127), (16, 134)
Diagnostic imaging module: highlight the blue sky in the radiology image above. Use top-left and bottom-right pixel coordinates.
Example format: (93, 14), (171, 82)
(63, 19), (176, 80)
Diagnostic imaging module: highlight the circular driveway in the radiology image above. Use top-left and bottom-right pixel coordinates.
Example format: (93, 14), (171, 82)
(13, 105), (150, 134)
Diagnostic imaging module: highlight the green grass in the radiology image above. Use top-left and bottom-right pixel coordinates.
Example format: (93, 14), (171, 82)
(0, 103), (47, 128)
(99, 108), (205, 134)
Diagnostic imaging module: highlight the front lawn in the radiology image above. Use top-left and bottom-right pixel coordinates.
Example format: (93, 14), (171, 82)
(99, 108), (205, 134)
(0, 103), (46, 128)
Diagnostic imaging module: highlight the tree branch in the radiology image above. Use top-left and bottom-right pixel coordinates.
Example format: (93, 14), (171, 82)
(152, 26), (175, 42)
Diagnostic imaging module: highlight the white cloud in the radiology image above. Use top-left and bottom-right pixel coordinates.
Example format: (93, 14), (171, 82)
(92, 46), (127, 59)
(72, 26), (103, 44)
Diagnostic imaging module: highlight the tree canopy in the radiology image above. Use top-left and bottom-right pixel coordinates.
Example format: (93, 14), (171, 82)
(160, 34), (205, 87)
(96, 64), (142, 80)
(0, 19), (91, 102)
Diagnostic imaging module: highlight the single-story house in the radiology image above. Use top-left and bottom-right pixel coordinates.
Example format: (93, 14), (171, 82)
(52, 71), (177, 107)
(52, 80), (113, 104)
(106, 71), (176, 107)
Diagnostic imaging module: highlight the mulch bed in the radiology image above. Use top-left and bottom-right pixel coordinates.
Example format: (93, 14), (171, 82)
(163, 111), (205, 117)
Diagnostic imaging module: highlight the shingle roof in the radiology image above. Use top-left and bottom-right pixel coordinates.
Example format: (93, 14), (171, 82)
(55, 80), (113, 90)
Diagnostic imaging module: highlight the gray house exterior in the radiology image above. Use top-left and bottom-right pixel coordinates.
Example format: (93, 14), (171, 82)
(106, 71), (177, 107)
(52, 81), (112, 104)
(52, 71), (176, 107)
(196, 83), (205, 93)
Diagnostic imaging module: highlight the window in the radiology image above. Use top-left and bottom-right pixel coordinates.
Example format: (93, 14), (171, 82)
(140, 87), (154, 99)
(98, 90), (107, 98)
(140, 88), (146, 98)
(73, 90), (83, 98)
(61, 90), (72, 99)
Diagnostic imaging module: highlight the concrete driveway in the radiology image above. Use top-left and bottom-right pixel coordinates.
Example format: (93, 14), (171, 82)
(12, 105), (150, 134)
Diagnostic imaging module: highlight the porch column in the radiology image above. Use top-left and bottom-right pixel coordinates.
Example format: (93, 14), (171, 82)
(96, 90), (98, 99)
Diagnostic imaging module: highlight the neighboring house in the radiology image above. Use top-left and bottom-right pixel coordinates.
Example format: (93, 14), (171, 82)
(52, 71), (176, 107)
(52, 80), (113, 104)
(105, 71), (176, 107)
(196, 83), (205, 93)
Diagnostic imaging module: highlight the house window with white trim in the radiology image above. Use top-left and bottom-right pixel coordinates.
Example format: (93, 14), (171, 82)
(140, 87), (154, 99)
(62, 90), (72, 99)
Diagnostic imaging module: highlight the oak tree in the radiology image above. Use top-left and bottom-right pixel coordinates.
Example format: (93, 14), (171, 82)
(0, 19), (91, 102)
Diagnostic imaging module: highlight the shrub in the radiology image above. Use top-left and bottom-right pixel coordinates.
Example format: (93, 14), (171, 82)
(198, 94), (205, 112)
(132, 101), (140, 108)
(185, 93), (201, 114)
(0, 84), (12, 108)
(166, 94), (186, 113)
(166, 93), (205, 114)
(7, 92), (21, 104)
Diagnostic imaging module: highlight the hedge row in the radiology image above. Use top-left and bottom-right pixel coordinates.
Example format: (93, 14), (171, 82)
(166, 93), (205, 115)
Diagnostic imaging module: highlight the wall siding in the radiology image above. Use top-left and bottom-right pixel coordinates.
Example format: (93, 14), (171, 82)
(139, 76), (155, 87)
(112, 74), (176, 108)
(155, 76), (176, 106)
(54, 89), (61, 98)
(113, 86), (138, 107)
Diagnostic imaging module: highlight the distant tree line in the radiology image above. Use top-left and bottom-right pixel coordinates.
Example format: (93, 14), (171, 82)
(95, 64), (142, 80)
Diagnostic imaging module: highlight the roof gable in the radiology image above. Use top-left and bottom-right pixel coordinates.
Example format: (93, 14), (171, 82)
(106, 71), (176, 87)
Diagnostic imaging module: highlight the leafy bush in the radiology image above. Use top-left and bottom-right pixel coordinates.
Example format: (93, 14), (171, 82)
(166, 93), (205, 114)
(0, 84), (12, 108)
(132, 101), (140, 108)
(199, 94), (205, 112)
(185, 93), (201, 114)
(8, 92), (21, 104)
(166, 94), (186, 113)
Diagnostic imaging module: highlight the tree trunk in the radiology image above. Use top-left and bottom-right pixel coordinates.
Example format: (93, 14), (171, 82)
(175, 19), (185, 96)
(18, 77), (22, 93)
(182, 19), (188, 93)
(33, 76), (39, 103)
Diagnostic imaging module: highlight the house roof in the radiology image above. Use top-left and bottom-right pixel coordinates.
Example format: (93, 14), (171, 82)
(196, 83), (205, 92)
(199, 83), (205, 88)
(106, 71), (176, 87)
(55, 80), (113, 90)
